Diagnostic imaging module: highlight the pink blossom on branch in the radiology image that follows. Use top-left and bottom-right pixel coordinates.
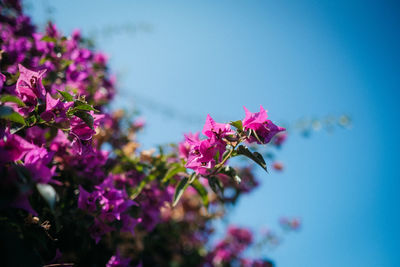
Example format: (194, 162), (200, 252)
(242, 105), (285, 144)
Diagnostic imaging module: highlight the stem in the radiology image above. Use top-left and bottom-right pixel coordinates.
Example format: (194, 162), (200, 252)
(214, 146), (235, 171)
(212, 135), (245, 174)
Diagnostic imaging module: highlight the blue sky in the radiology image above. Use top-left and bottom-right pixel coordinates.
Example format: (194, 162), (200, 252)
(27, 0), (400, 266)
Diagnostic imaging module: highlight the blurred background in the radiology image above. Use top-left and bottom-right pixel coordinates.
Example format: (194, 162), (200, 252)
(25, 0), (400, 266)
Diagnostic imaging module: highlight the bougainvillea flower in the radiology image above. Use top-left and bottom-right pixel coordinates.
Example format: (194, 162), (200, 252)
(202, 114), (234, 140)
(99, 198), (136, 222)
(89, 218), (115, 244)
(49, 129), (70, 152)
(121, 214), (142, 235)
(242, 106), (285, 144)
(178, 132), (200, 160)
(227, 226), (253, 246)
(70, 112), (104, 141)
(273, 132), (287, 147)
(45, 22), (59, 38)
(33, 33), (54, 54)
(78, 185), (101, 213)
(24, 147), (56, 184)
(66, 63), (89, 83)
(16, 64), (47, 102)
(25, 126), (48, 146)
(40, 93), (72, 122)
(213, 248), (232, 264)
(86, 176), (138, 222)
(106, 249), (131, 267)
(242, 106), (268, 129)
(0, 132), (36, 163)
(93, 52), (108, 66)
(185, 138), (218, 175)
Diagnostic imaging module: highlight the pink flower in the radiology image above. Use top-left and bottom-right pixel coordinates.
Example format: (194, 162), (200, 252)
(0, 132), (36, 163)
(185, 138), (217, 175)
(78, 186), (100, 213)
(16, 64), (47, 103)
(89, 218), (115, 244)
(273, 132), (287, 147)
(49, 130), (70, 152)
(121, 214), (142, 235)
(227, 226), (253, 246)
(93, 52), (108, 66)
(178, 132), (200, 159)
(25, 126), (48, 146)
(24, 147), (56, 184)
(242, 106), (285, 144)
(202, 114), (234, 140)
(132, 117), (145, 130)
(40, 93), (73, 122)
(70, 112), (104, 141)
(106, 249), (131, 267)
(183, 115), (235, 175)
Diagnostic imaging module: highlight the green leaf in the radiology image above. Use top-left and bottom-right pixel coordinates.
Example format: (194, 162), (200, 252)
(214, 149), (221, 164)
(162, 163), (187, 183)
(173, 175), (191, 207)
(230, 120), (243, 132)
(208, 176), (224, 196)
(57, 90), (74, 102)
(41, 36), (57, 43)
(236, 145), (268, 172)
(0, 95), (25, 107)
(188, 172), (197, 184)
(74, 111), (94, 130)
(220, 165), (241, 184)
(4, 72), (19, 86)
(39, 57), (49, 65)
(60, 59), (73, 69)
(221, 165), (236, 176)
(191, 179), (209, 207)
(74, 100), (98, 112)
(0, 106), (25, 125)
(25, 115), (37, 126)
(129, 174), (156, 200)
(7, 112), (26, 125)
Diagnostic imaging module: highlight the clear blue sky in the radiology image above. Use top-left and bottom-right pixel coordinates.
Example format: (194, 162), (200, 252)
(27, 0), (400, 266)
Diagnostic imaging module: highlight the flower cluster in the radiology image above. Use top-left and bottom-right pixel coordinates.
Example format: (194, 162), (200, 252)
(78, 175), (140, 243)
(1, 4), (115, 106)
(242, 106), (285, 145)
(206, 226), (274, 267)
(0, 2), (293, 267)
(180, 106), (284, 176)
(182, 115), (234, 175)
